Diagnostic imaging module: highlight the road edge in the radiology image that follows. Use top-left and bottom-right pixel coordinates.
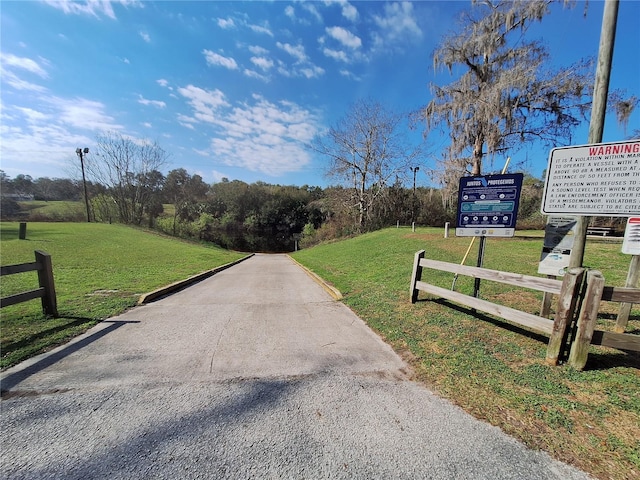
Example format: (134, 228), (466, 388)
(138, 253), (255, 304)
(287, 255), (343, 300)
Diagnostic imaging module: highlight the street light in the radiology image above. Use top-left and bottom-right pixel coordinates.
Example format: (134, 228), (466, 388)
(76, 147), (91, 223)
(411, 166), (420, 224)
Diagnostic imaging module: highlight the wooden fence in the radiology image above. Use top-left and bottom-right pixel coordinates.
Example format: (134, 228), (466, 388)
(1, 250), (58, 317)
(409, 250), (639, 370)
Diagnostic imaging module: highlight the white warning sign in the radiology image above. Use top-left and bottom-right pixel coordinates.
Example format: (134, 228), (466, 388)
(541, 140), (640, 217)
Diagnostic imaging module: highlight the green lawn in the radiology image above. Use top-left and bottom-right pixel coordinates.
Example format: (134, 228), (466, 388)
(0, 222), (244, 368)
(292, 227), (639, 480)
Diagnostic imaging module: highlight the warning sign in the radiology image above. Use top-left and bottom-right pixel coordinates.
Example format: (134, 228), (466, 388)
(541, 140), (640, 217)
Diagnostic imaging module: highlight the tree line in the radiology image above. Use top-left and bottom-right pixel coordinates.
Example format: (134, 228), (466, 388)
(1, 161), (549, 249)
(2, 0), (636, 248)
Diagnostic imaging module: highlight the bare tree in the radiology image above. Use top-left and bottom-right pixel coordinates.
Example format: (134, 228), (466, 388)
(311, 99), (421, 232)
(418, 0), (594, 191)
(88, 131), (169, 225)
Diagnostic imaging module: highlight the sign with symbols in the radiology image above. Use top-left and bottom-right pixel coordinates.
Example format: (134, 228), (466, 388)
(456, 173), (523, 237)
(622, 217), (640, 255)
(538, 216), (578, 276)
(541, 140), (640, 216)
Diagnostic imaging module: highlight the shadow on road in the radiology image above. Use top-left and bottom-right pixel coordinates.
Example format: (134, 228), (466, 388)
(1, 320), (139, 395)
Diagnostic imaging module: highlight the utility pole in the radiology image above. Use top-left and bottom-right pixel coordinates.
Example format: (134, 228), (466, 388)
(570, 0), (619, 268)
(76, 147), (91, 223)
(411, 166), (419, 224)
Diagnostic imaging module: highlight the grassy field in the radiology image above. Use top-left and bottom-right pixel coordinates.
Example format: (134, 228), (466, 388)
(292, 228), (639, 480)
(0, 222), (245, 368)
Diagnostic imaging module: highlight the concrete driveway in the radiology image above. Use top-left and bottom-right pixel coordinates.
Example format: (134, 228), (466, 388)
(0, 254), (591, 479)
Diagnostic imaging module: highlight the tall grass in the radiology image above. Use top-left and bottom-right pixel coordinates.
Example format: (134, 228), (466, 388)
(292, 227), (639, 480)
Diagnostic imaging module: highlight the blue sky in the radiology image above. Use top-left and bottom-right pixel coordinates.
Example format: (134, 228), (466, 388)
(1, 0), (639, 188)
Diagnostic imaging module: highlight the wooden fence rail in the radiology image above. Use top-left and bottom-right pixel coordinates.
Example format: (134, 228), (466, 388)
(1, 250), (58, 317)
(409, 250), (639, 370)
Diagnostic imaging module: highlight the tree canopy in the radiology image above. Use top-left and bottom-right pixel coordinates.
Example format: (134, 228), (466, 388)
(419, 0), (593, 188)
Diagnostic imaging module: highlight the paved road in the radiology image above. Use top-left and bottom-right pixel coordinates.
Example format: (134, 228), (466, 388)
(1, 254), (591, 479)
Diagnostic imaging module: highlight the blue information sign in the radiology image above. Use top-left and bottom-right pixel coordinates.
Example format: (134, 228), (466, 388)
(456, 173), (524, 237)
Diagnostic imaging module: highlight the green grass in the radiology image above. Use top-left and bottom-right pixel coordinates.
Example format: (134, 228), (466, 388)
(0, 222), (245, 368)
(292, 227), (639, 480)
(17, 200), (85, 220)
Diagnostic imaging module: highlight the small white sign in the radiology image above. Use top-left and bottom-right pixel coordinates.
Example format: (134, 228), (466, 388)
(538, 216), (578, 276)
(622, 217), (640, 255)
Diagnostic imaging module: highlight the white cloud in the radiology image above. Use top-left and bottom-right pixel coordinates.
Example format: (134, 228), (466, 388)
(177, 85), (229, 124)
(243, 69), (269, 82)
(42, 0), (142, 20)
(15, 107), (50, 123)
(203, 50), (238, 70)
(0, 95), (123, 177)
(49, 96), (123, 131)
(217, 17), (235, 29)
(249, 45), (269, 56)
(373, 2), (422, 43)
(250, 56), (274, 71)
(326, 26), (361, 49)
(178, 88), (321, 176)
(341, 2), (358, 21)
(2, 54), (49, 78)
(1, 71), (48, 92)
(322, 48), (348, 63)
(277, 42), (307, 63)
(142, 122), (152, 128)
(139, 31), (151, 43)
(302, 3), (322, 22)
(285, 5), (295, 20)
(157, 79), (169, 87)
(299, 65), (325, 79)
(248, 23), (273, 37)
(138, 95), (166, 108)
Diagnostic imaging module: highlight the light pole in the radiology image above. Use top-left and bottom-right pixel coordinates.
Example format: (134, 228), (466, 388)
(411, 166), (419, 224)
(76, 147), (91, 222)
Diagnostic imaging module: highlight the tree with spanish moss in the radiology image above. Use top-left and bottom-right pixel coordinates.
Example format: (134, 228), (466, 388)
(419, 0), (595, 191)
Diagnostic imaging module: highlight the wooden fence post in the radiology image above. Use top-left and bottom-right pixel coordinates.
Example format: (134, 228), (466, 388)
(545, 267), (584, 366)
(35, 250), (58, 317)
(19, 222), (27, 240)
(614, 254), (639, 333)
(568, 270), (605, 371)
(410, 250), (425, 303)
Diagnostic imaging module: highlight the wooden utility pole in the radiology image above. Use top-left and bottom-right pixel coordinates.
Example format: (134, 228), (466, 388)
(570, 0), (619, 269)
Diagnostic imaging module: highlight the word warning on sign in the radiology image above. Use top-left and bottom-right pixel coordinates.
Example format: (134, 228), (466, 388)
(541, 140), (640, 217)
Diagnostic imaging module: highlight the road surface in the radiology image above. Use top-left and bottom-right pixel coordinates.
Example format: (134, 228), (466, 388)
(0, 254), (591, 479)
